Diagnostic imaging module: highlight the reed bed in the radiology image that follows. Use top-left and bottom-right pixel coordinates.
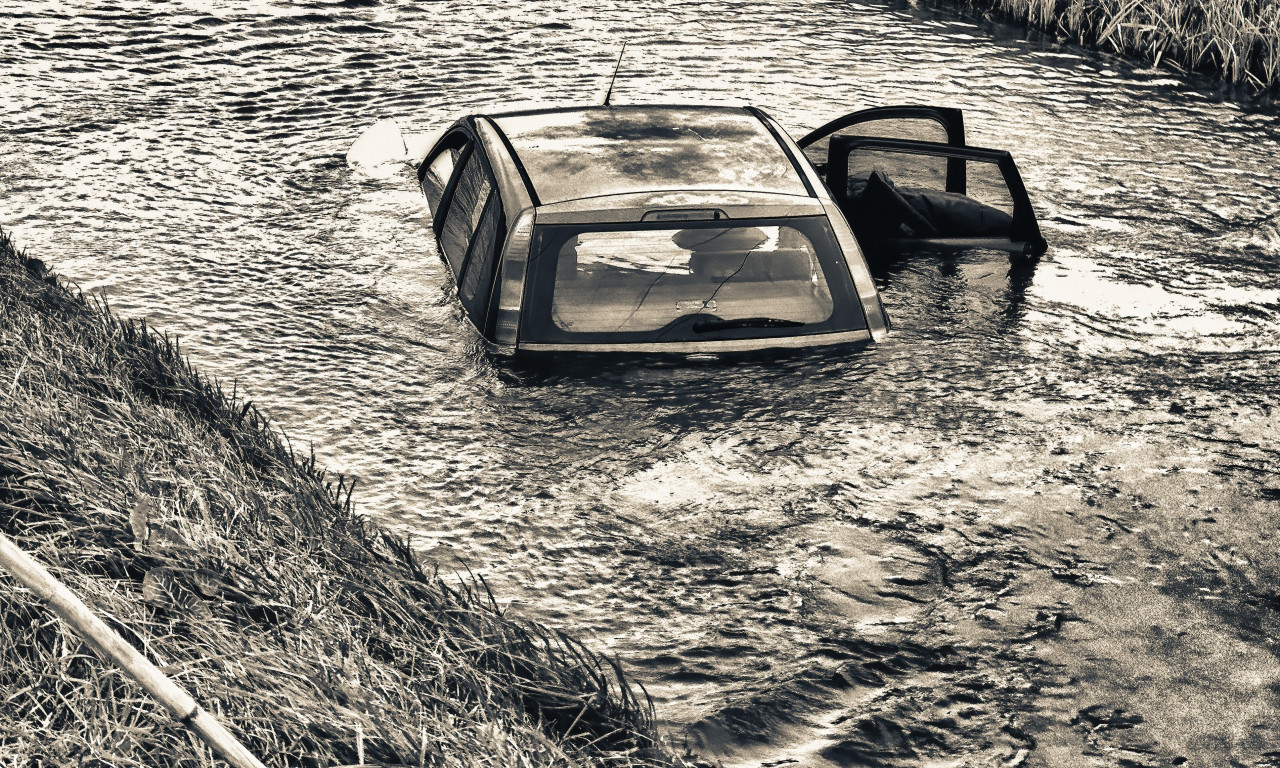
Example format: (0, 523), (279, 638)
(955, 0), (1280, 91)
(0, 229), (676, 768)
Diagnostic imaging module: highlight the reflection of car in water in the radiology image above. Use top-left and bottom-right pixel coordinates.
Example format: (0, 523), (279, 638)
(417, 104), (1043, 357)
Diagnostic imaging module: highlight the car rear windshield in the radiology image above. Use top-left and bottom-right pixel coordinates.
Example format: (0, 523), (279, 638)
(520, 217), (866, 344)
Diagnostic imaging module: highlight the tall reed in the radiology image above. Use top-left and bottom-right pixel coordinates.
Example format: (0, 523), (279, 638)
(958, 0), (1280, 91)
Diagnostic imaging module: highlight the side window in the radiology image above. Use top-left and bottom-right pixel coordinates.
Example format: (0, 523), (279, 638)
(798, 108), (966, 195)
(803, 117), (953, 175)
(438, 147), (492, 278)
(458, 195), (504, 331)
(421, 147), (459, 215)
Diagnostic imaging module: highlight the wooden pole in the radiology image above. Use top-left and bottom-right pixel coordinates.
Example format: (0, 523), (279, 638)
(0, 532), (268, 768)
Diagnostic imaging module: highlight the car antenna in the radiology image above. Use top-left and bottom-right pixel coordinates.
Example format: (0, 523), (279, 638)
(601, 41), (627, 106)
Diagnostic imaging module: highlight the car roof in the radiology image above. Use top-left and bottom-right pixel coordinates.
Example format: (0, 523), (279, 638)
(483, 105), (812, 207)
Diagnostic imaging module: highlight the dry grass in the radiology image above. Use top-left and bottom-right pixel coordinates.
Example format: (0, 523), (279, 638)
(0, 229), (678, 768)
(956, 0), (1280, 91)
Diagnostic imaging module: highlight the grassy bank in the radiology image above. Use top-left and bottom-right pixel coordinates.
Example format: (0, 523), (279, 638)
(0, 229), (674, 768)
(953, 0), (1280, 91)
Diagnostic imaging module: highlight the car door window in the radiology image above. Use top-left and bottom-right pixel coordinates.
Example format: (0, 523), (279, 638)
(831, 138), (1044, 255)
(458, 195), (504, 332)
(797, 107), (966, 194)
(438, 148), (492, 278)
(422, 147), (460, 215)
(844, 144), (951, 197)
(802, 116), (956, 175)
(421, 131), (469, 218)
(963, 160), (1017, 218)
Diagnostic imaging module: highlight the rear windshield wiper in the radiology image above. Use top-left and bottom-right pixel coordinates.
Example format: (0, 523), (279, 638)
(692, 317), (805, 333)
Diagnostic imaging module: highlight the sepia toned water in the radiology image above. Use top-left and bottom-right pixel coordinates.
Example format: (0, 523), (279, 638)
(4, 1), (1280, 765)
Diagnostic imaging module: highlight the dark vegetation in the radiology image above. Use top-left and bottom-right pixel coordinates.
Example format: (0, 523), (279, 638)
(0, 228), (675, 767)
(952, 0), (1280, 91)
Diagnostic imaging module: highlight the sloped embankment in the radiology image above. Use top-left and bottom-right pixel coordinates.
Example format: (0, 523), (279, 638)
(0, 229), (672, 768)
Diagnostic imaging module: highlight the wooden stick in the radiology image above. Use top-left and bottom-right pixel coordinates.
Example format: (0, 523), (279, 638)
(0, 532), (267, 768)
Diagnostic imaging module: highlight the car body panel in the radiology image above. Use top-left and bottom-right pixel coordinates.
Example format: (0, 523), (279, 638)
(532, 190), (821, 226)
(516, 329), (873, 355)
(475, 118), (534, 226)
(754, 108), (830, 203)
(490, 106), (811, 205)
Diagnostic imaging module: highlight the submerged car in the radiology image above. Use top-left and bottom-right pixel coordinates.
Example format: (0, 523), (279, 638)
(416, 104), (1043, 357)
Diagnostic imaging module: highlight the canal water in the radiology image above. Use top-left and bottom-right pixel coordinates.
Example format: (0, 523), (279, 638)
(4, 1), (1279, 765)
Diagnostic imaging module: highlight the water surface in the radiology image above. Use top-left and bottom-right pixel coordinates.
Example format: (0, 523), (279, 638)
(3, 1), (1279, 765)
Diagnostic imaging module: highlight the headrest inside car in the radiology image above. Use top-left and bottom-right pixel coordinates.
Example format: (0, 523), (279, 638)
(672, 227), (767, 253)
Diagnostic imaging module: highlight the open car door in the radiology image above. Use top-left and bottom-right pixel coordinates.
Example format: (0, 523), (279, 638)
(797, 107), (1046, 260)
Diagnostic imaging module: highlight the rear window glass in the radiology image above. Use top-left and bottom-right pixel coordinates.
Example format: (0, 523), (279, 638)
(521, 217), (866, 344)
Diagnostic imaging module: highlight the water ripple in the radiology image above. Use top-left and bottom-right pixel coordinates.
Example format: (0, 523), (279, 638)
(3, 0), (1280, 762)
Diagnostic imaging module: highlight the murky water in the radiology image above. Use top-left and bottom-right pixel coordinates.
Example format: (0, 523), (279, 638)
(4, 1), (1280, 765)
